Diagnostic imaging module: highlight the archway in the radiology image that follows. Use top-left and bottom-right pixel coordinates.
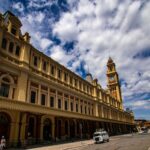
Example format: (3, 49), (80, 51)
(0, 112), (11, 139)
(43, 118), (52, 141)
(70, 120), (75, 138)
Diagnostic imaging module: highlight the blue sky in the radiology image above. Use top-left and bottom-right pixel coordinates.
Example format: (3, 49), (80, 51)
(0, 0), (150, 120)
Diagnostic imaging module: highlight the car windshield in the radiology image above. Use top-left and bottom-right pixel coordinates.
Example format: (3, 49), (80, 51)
(93, 133), (102, 137)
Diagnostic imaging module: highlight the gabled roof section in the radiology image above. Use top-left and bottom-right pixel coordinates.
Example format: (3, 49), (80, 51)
(3, 10), (22, 27)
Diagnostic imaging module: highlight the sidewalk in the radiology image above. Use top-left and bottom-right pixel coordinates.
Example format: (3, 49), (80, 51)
(28, 140), (94, 150)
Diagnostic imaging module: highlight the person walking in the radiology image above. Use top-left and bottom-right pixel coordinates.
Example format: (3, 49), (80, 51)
(0, 136), (6, 150)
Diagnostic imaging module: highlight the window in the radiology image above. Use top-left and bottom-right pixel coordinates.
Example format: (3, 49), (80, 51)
(64, 73), (68, 81)
(43, 61), (46, 71)
(0, 83), (10, 97)
(92, 108), (94, 115)
(50, 96), (54, 107)
(1, 38), (7, 49)
(85, 106), (87, 114)
(58, 99), (61, 109)
(74, 79), (77, 87)
(76, 103), (78, 112)
(30, 91), (36, 103)
(41, 94), (45, 105)
(70, 76), (72, 85)
(65, 100), (68, 110)
(15, 46), (20, 56)
(11, 28), (17, 35)
(80, 105), (83, 113)
(34, 56), (38, 66)
(88, 108), (90, 115)
(9, 42), (14, 53)
(58, 69), (61, 79)
(70, 102), (73, 111)
(51, 65), (54, 75)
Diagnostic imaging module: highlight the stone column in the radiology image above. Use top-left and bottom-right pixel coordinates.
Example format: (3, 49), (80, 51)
(55, 91), (58, 109)
(51, 118), (55, 140)
(26, 80), (30, 102)
(68, 97), (70, 111)
(47, 87), (50, 107)
(38, 84), (41, 105)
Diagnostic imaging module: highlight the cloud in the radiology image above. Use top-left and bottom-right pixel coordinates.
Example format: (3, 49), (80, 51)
(52, 0), (150, 90)
(26, 12), (45, 24)
(28, 0), (54, 9)
(0, 0), (150, 119)
(125, 99), (150, 110)
(12, 2), (25, 12)
(40, 38), (52, 50)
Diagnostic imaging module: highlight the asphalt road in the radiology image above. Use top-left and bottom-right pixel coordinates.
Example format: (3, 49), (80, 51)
(78, 133), (150, 150)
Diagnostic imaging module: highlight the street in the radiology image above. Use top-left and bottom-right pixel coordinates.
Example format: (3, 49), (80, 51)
(77, 133), (150, 150)
(27, 133), (150, 150)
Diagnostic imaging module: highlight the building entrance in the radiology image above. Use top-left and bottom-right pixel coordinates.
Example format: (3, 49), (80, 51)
(43, 118), (52, 141)
(0, 112), (10, 139)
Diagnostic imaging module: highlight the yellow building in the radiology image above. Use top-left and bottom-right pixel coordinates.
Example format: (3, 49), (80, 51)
(0, 11), (135, 147)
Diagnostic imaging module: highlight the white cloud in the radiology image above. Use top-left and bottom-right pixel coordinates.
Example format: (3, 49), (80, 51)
(50, 45), (74, 66)
(40, 38), (52, 50)
(27, 12), (45, 24)
(53, 13), (78, 42)
(28, 0), (54, 9)
(12, 2), (24, 12)
(52, 0), (150, 98)
(125, 99), (150, 110)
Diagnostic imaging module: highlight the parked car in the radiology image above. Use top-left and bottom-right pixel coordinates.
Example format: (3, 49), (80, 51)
(93, 131), (109, 143)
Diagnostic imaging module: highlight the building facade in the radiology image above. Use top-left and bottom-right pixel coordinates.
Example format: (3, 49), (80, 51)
(0, 11), (135, 147)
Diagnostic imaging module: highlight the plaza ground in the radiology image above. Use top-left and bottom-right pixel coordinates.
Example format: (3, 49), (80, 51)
(18, 132), (150, 150)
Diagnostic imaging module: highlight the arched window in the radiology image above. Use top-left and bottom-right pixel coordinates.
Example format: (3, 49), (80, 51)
(15, 46), (20, 56)
(0, 77), (10, 97)
(9, 42), (14, 53)
(1, 38), (7, 49)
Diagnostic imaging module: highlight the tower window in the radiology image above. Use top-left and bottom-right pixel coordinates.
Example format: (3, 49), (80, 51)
(1, 38), (7, 49)
(9, 42), (14, 53)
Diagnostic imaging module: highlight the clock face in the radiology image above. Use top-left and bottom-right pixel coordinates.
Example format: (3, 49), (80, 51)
(109, 76), (114, 81)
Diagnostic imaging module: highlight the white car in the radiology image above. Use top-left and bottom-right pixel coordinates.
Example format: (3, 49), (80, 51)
(93, 131), (109, 143)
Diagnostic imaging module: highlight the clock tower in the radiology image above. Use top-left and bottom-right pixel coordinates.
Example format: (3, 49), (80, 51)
(106, 57), (122, 104)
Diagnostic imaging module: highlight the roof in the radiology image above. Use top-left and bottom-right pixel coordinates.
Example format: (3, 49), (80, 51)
(107, 57), (114, 64)
(3, 10), (22, 26)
